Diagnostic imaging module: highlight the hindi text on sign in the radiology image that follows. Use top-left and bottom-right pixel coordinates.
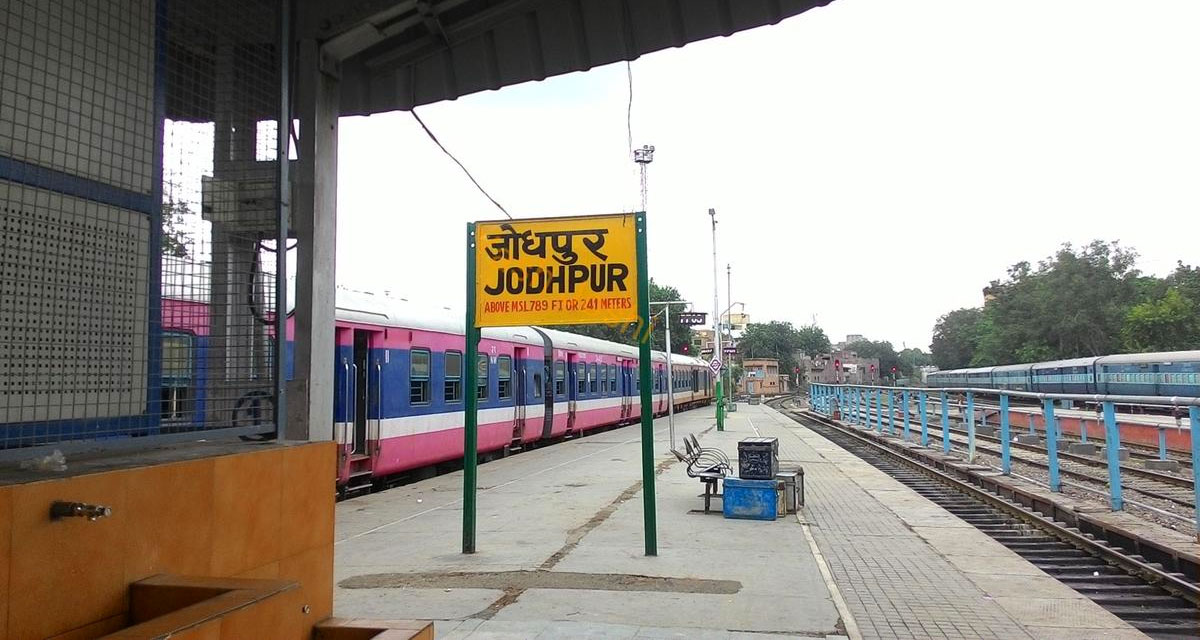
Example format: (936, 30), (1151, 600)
(474, 214), (639, 328)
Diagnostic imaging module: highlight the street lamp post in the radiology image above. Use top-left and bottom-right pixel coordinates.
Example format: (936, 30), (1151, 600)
(651, 300), (688, 450)
(720, 300), (744, 400)
(709, 208), (723, 431)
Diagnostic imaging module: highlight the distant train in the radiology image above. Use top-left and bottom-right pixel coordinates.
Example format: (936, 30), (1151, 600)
(926, 351), (1200, 398)
(163, 290), (715, 492)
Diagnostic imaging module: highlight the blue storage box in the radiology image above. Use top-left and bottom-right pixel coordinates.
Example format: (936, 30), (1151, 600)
(722, 477), (778, 520)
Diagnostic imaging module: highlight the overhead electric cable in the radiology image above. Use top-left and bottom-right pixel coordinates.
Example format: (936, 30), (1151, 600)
(411, 109), (512, 219)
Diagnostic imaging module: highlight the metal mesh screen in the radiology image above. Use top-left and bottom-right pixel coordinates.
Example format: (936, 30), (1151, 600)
(0, 0), (284, 453)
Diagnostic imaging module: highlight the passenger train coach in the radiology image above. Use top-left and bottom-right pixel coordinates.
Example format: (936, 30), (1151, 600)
(166, 291), (715, 493)
(926, 351), (1200, 399)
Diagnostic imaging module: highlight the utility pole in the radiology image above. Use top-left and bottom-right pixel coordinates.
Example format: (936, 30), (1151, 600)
(710, 208), (724, 431)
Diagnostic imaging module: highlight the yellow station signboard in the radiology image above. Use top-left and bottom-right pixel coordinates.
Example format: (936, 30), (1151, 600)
(474, 213), (639, 327)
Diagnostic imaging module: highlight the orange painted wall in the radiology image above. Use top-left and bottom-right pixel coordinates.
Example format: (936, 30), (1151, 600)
(0, 442), (335, 640)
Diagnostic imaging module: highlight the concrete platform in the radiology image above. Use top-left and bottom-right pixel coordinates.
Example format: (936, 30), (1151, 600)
(333, 403), (1148, 640)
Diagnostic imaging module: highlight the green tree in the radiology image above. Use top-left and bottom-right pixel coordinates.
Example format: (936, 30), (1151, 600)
(557, 279), (693, 353)
(930, 308), (983, 369)
(968, 241), (1141, 365)
(898, 348), (932, 374)
(162, 198), (192, 257)
(795, 324), (831, 357)
(844, 339), (902, 380)
(1121, 289), (1200, 352)
(1166, 262), (1200, 304)
(738, 321), (805, 380)
(647, 280), (694, 354)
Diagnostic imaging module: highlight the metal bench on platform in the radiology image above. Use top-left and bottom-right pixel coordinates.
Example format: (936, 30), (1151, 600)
(671, 437), (731, 513)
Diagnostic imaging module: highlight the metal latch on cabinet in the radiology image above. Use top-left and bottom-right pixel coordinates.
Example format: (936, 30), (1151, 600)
(50, 501), (112, 521)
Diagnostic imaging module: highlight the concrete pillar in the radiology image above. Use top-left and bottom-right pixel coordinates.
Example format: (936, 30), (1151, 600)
(287, 40), (339, 442)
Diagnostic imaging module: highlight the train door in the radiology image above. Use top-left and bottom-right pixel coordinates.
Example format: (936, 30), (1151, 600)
(353, 330), (370, 455)
(348, 328), (383, 491)
(566, 353), (578, 434)
(334, 326), (354, 485)
(512, 347), (527, 447)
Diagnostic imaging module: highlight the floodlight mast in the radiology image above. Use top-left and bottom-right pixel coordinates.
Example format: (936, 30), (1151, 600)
(633, 145), (654, 212)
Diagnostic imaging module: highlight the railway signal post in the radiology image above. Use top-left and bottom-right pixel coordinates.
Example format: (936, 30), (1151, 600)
(466, 212), (657, 556)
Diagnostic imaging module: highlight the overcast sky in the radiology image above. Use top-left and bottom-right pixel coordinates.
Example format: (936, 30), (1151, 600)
(335, 0), (1200, 352)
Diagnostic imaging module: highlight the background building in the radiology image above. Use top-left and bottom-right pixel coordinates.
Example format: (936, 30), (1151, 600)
(805, 350), (881, 385)
(739, 358), (788, 396)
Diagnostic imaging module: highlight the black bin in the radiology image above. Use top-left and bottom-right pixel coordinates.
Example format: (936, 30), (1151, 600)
(737, 437), (779, 480)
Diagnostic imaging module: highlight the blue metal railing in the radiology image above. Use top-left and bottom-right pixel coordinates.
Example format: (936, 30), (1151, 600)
(806, 383), (1200, 536)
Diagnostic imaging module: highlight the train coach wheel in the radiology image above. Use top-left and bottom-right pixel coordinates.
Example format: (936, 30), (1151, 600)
(233, 390), (276, 439)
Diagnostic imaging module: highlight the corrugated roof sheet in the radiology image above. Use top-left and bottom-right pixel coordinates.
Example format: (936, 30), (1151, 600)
(321, 0), (834, 115)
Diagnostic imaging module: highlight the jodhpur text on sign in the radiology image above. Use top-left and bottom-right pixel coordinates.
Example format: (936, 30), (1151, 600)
(475, 213), (639, 327)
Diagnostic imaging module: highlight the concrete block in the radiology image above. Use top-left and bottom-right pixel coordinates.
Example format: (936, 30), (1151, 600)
(1143, 459), (1181, 473)
(1067, 443), (1099, 456)
(1099, 447), (1130, 461)
(976, 425), (997, 438)
(1016, 434), (1042, 445)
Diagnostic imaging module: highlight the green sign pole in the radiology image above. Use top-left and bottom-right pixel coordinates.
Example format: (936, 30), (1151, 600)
(463, 223), (479, 554)
(635, 212), (657, 556)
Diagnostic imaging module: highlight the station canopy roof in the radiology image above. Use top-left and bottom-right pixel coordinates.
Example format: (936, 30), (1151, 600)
(312, 0), (835, 115)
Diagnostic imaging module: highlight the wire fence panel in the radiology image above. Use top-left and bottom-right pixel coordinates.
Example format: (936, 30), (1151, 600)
(0, 0), (285, 455)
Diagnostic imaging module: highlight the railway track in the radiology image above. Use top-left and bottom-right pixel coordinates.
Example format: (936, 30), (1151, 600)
(932, 429), (1197, 511)
(771, 398), (1200, 639)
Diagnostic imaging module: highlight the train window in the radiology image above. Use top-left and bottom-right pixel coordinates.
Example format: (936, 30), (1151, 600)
(533, 371), (543, 398)
(577, 363), (586, 395)
(477, 354), (490, 400)
(410, 349), (431, 405)
(610, 367), (617, 393)
(161, 332), (194, 422)
(498, 356), (513, 399)
(600, 364), (608, 394)
(590, 363), (598, 393)
(444, 351), (462, 403)
(555, 361), (566, 396)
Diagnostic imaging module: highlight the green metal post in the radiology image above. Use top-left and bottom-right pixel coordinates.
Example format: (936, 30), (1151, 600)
(463, 223), (479, 554)
(635, 213), (657, 556)
(716, 380), (724, 431)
